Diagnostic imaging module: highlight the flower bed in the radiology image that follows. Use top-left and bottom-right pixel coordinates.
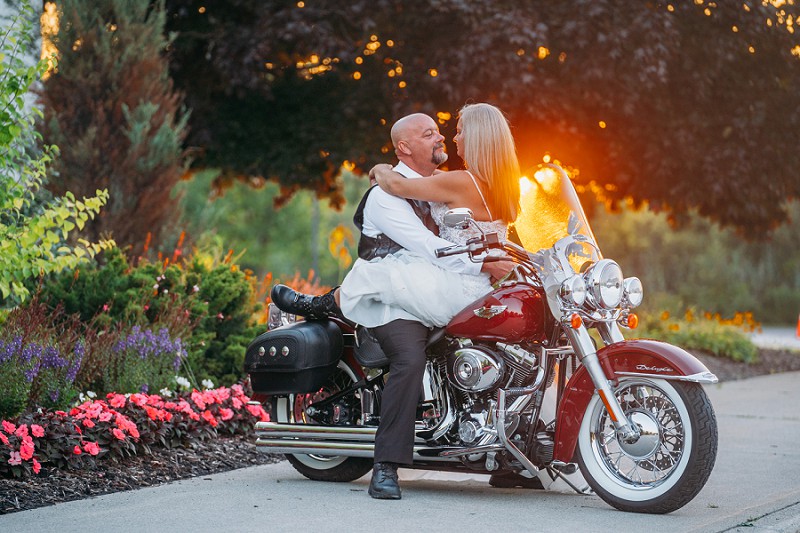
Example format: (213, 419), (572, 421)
(0, 384), (268, 478)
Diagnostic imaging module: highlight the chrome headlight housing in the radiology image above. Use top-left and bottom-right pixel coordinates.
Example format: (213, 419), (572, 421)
(559, 275), (587, 306)
(622, 277), (644, 308)
(585, 259), (624, 309)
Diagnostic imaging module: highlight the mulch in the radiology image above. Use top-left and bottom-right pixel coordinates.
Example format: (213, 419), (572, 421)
(1, 348), (798, 515)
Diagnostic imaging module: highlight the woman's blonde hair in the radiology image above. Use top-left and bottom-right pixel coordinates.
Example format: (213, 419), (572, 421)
(459, 103), (521, 223)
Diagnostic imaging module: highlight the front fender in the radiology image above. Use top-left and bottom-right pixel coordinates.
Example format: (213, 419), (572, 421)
(552, 339), (717, 463)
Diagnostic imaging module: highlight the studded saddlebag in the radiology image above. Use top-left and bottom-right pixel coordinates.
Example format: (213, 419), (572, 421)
(244, 320), (343, 394)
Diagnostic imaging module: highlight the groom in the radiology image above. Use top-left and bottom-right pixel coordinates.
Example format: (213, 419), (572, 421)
(273, 112), (514, 499)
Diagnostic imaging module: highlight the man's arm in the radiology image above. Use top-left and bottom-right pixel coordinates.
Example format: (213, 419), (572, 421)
(363, 188), (482, 275)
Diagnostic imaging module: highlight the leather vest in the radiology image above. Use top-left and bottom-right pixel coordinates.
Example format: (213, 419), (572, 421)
(353, 185), (438, 261)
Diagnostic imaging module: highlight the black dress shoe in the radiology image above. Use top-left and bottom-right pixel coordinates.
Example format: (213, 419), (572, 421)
(489, 471), (544, 489)
(270, 284), (343, 320)
(368, 462), (401, 500)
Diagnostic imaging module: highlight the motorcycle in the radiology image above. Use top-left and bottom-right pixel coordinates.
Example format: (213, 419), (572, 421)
(244, 164), (718, 514)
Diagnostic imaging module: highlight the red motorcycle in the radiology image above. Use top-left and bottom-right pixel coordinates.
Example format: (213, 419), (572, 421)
(245, 164), (718, 514)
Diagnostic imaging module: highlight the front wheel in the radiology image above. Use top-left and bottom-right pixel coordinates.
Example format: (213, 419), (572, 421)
(271, 360), (373, 482)
(576, 378), (718, 514)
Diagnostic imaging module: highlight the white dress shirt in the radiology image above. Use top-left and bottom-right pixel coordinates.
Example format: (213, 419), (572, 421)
(359, 161), (481, 276)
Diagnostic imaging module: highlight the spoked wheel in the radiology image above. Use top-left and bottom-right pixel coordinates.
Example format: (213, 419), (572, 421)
(576, 378), (718, 514)
(272, 361), (372, 482)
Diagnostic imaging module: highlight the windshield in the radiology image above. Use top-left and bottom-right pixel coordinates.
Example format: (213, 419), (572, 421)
(511, 164), (601, 273)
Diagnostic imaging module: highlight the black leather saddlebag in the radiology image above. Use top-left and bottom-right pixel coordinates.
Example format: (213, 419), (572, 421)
(245, 320), (343, 394)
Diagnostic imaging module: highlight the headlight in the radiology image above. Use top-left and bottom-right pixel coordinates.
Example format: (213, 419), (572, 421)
(623, 277), (644, 308)
(586, 259), (623, 309)
(559, 275), (587, 306)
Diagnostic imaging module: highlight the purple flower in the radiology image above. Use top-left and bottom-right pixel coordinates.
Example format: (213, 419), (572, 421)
(140, 383), (149, 394)
(49, 390), (60, 403)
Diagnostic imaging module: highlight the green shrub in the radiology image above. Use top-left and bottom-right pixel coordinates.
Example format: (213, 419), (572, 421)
(37, 245), (261, 388)
(0, 2), (113, 307)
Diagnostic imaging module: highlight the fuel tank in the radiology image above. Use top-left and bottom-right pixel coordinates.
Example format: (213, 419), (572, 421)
(446, 282), (548, 343)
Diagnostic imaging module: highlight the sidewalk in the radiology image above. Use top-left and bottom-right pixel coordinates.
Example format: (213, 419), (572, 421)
(1, 372), (799, 532)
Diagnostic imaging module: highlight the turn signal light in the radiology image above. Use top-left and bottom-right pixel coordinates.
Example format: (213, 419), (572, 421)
(626, 313), (639, 329)
(570, 313), (583, 329)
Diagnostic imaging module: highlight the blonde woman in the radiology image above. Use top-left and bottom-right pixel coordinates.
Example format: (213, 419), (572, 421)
(339, 102), (522, 327)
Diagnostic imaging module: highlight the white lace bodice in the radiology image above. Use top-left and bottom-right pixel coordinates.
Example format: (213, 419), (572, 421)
(430, 202), (508, 244)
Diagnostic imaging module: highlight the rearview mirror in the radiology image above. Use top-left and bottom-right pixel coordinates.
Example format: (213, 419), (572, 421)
(443, 208), (474, 229)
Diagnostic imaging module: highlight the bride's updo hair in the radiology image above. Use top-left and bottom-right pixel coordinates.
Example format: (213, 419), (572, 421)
(459, 103), (521, 223)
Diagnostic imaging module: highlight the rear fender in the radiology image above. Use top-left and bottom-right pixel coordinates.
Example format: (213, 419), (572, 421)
(552, 339), (717, 463)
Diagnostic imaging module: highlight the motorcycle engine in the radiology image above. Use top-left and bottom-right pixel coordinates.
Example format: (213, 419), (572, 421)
(445, 342), (539, 393)
(446, 345), (505, 392)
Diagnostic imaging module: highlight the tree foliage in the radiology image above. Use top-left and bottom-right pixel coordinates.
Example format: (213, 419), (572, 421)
(0, 2), (113, 307)
(165, 0), (800, 235)
(38, 0), (189, 251)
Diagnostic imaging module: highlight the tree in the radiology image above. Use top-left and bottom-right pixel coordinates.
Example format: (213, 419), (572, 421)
(38, 0), (189, 251)
(164, 0), (800, 236)
(0, 1), (113, 306)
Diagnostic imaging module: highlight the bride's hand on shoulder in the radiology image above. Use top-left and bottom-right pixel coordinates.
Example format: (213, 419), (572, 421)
(370, 164), (399, 192)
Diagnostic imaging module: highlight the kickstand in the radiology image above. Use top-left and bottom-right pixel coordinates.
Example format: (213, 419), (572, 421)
(545, 467), (593, 495)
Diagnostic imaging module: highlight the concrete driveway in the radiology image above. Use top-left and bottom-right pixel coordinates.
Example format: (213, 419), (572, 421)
(1, 372), (799, 533)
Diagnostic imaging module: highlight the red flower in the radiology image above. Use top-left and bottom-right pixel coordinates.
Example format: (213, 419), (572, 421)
(73, 446), (82, 455)
(201, 410), (218, 427)
(83, 442), (101, 456)
(31, 424), (45, 438)
(1, 420), (16, 434)
(112, 428), (126, 440)
(20, 443), (34, 461)
(82, 419), (96, 428)
(219, 408), (234, 421)
(128, 427), (140, 439)
(32, 458), (41, 474)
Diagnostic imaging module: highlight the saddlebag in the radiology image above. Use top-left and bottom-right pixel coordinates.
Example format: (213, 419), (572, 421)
(245, 320), (343, 394)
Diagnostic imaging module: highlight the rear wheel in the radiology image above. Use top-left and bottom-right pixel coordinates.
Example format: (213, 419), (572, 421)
(576, 378), (717, 514)
(272, 361), (372, 482)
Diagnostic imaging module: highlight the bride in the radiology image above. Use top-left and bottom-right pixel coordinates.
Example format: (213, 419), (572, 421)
(339, 102), (522, 327)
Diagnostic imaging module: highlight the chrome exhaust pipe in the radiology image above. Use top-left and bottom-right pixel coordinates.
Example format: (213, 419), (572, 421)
(254, 422), (464, 462)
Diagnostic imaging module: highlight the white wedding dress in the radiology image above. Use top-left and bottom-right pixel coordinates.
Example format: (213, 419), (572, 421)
(340, 174), (507, 328)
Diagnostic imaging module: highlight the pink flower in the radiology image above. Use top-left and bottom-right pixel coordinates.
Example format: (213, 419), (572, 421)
(31, 424), (45, 438)
(108, 394), (126, 408)
(219, 408), (234, 421)
(0, 433), (8, 445)
(8, 451), (22, 465)
(73, 446), (82, 455)
(112, 428), (126, 440)
(191, 391), (206, 410)
(82, 419), (95, 428)
(102, 304), (109, 312)
(2, 420), (16, 434)
(232, 397), (243, 409)
(98, 412), (113, 423)
(83, 442), (100, 456)
(130, 393), (148, 407)
(32, 458), (41, 474)
(216, 313), (224, 320)
(246, 404), (264, 418)
(20, 443), (34, 460)
(128, 427), (140, 439)
(15, 424), (29, 438)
